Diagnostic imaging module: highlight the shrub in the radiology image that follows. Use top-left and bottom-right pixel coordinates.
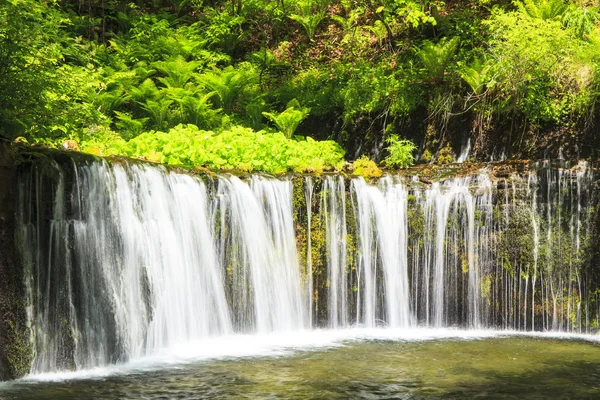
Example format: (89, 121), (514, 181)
(352, 156), (383, 178)
(384, 135), (417, 169)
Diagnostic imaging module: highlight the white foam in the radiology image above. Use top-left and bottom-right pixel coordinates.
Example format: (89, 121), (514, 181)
(16, 327), (600, 383)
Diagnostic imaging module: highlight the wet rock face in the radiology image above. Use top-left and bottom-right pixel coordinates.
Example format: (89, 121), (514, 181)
(0, 143), (15, 380)
(0, 141), (31, 380)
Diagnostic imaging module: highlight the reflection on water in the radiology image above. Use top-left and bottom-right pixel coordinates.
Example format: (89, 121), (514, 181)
(2, 335), (600, 399)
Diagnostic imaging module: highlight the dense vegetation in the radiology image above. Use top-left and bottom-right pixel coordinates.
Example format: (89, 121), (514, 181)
(2, 0), (600, 172)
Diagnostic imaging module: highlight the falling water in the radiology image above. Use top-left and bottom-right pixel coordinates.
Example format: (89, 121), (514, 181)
(304, 177), (314, 328)
(352, 176), (411, 328)
(322, 176), (348, 328)
(18, 161), (304, 373)
(15, 156), (600, 375)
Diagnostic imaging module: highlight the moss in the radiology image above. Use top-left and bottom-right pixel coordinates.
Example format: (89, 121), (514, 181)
(421, 149), (433, 163)
(480, 276), (492, 300)
(4, 314), (32, 378)
(436, 143), (456, 165)
(461, 253), (469, 273)
(310, 187), (329, 325)
(0, 274), (33, 379)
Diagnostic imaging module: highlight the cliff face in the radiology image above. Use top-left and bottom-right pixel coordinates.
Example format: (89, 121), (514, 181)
(0, 141), (30, 380)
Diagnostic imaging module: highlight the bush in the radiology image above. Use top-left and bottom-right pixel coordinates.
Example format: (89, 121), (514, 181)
(352, 156), (383, 178)
(485, 9), (598, 124)
(384, 135), (416, 169)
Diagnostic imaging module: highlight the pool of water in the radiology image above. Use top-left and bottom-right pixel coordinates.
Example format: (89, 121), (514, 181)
(2, 329), (600, 399)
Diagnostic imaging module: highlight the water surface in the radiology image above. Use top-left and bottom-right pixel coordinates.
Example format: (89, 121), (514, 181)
(3, 331), (600, 399)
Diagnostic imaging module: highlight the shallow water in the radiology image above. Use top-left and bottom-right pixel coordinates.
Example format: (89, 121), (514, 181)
(3, 330), (600, 399)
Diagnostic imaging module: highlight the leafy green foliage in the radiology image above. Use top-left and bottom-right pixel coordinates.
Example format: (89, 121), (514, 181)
(339, 61), (420, 123)
(417, 37), (460, 84)
(111, 124), (345, 174)
(367, 21), (388, 47)
(563, 6), (600, 39)
(290, 12), (327, 41)
(199, 64), (258, 114)
(459, 58), (491, 95)
(5, 0), (600, 165)
(384, 135), (416, 168)
(262, 99), (310, 138)
(0, 0), (105, 139)
(515, 0), (568, 20)
(486, 9), (598, 124)
(153, 56), (200, 88)
(352, 156), (383, 178)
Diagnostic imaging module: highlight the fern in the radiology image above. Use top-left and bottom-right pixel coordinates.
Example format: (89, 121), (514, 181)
(384, 135), (416, 169)
(331, 9), (361, 32)
(174, 92), (222, 130)
(128, 78), (160, 104)
(141, 99), (173, 131)
(96, 88), (127, 114)
(515, 0), (568, 20)
(563, 6), (600, 39)
(114, 111), (148, 140)
(199, 65), (255, 114)
(417, 36), (460, 83)
(245, 97), (268, 130)
(152, 56), (200, 88)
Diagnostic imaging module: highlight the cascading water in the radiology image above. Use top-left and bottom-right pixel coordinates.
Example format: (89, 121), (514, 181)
(14, 156), (600, 376)
(18, 161), (306, 373)
(352, 176), (412, 328)
(321, 176), (348, 328)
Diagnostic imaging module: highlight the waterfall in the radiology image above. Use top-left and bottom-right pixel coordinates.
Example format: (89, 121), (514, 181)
(353, 176), (411, 328)
(322, 176), (348, 329)
(15, 156), (600, 375)
(18, 161), (304, 373)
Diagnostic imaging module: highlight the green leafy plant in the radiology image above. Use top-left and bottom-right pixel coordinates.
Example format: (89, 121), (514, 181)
(112, 124), (344, 174)
(515, 0), (568, 20)
(485, 10), (595, 124)
(262, 99), (310, 138)
(173, 92), (223, 130)
(199, 64), (257, 114)
(367, 20), (388, 47)
(141, 99), (174, 131)
(352, 156), (383, 178)
(114, 111), (148, 140)
(460, 57), (491, 95)
(128, 78), (161, 104)
(417, 36), (460, 83)
(289, 11), (326, 41)
(563, 6), (600, 39)
(152, 56), (200, 88)
(331, 10), (361, 33)
(202, 11), (246, 56)
(245, 97), (268, 130)
(384, 135), (416, 169)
